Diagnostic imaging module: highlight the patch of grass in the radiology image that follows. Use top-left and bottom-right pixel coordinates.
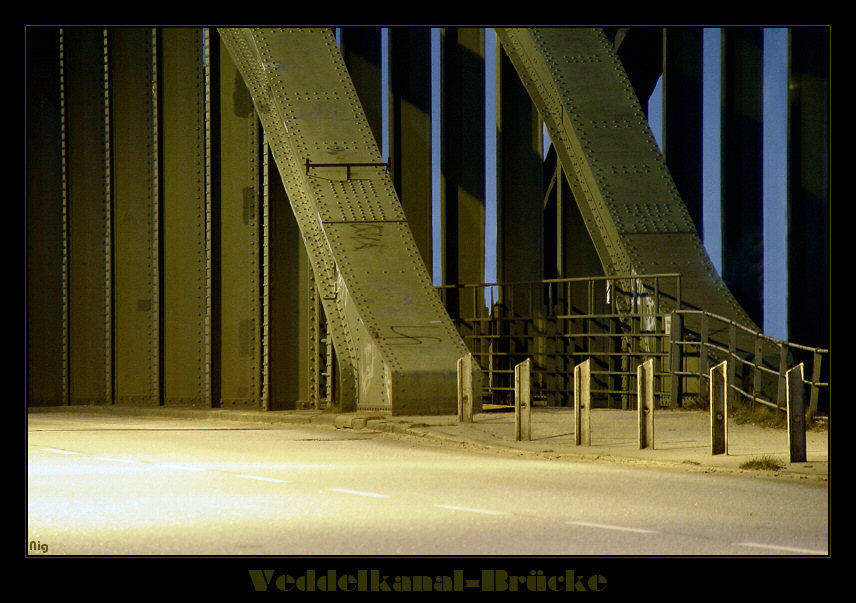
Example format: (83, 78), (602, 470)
(678, 395), (706, 411)
(728, 403), (786, 429)
(809, 416), (828, 432)
(739, 456), (785, 471)
(729, 402), (828, 432)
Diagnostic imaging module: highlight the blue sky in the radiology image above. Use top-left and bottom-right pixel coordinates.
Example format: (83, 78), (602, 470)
(649, 27), (789, 340)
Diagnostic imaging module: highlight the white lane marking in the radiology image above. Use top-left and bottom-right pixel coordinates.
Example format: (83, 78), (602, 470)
(437, 505), (507, 516)
(39, 448), (80, 455)
(734, 542), (827, 555)
(235, 474), (286, 483)
(325, 488), (389, 499)
(155, 463), (207, 472)
(568, 521), (657, 534)
(95, 457), (140, 464)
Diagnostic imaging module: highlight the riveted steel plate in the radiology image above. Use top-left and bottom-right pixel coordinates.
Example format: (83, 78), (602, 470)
(111, 27), (159, 406)
(219, 27), (470, 414)
(496, 27), (756, 329)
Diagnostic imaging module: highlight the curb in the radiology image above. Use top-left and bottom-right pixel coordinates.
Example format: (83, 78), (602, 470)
(362, 419), (829, 483)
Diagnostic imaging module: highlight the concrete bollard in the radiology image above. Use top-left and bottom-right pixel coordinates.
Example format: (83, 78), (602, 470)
(514, 358), (532, 441)
(709, 361), (728, 455)
(787, 363), (807, 463)
(637, 358), (655, 449)
(457, 353), (475, 423)
(574, 359), (591, 446)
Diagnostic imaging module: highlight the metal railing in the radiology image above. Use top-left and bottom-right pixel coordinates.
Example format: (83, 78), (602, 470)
(436, 274), (829, 418)
(436, 273), (681, 409)
(669, 309), (829, 418)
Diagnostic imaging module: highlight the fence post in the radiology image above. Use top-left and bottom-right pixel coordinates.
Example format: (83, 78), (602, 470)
(698, 313), (709, 406)
(668, 311), (683, 407)
(514, 358), (532, 441)
(457, 353), (474, 423)
(787, 363), (807, 463)
(489, 300), (499, 404)
(638, 358), (654, 449)
(752, 336), (763, 412)
(709, 360), (728, 455)
(727, 324), (737, 409)
(574, 359), (591, 446)
(776, 343), (789, 410)
(809, 351), (822, 421)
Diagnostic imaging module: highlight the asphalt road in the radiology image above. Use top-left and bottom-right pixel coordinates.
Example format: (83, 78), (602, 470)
(27, 413), (828, 556)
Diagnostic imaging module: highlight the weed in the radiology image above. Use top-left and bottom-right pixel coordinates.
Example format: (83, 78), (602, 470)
(739, 456), (785, 471)
(729, 403), (786, 429)
(729, 402), (828, 432)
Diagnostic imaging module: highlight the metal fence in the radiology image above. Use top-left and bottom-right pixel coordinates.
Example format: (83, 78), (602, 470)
(436, 274), (679, 409)
(670, 309), (829, 419)
(436, 274), (829, 417)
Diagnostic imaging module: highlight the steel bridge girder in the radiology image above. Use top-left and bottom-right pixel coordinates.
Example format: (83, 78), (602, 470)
(219, 27), (472, 414)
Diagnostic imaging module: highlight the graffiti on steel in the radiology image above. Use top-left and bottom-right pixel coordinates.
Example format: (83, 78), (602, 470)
(219, 27), (471, 414)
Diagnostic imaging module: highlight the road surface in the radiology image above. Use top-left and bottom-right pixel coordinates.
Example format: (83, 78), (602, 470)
(27, 412), (828, 556)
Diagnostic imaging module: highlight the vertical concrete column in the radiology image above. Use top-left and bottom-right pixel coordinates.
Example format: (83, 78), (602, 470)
(787, 27), (829, 352)
(560, 172), (605, 394)
(215, 34), (263, 409)
(63, 27), (112, 406)
(663, 27), (703, 236)
(574, 359), (591, 446)
(563, 175), (604, 282)
(545, 146), (604, 288)
(27, 27), (65, 407)
(497, 42), (545, 389)
(786, 363), (807, 463)
(160, 27), (211, 407)
(111, 27), (160, 406)
(340, 27), (383, 150)
(637, 358), (655, 449)
(497, 44), (543, 294)
(542, 150), (560, 279)
(441, 27), (485, 318)
(608, 27), (663, 118)
(266, 142), (318, 410)
(721, 27), (764, 328)
(514, 358), (532, 441)
(709, 360), (728, 455)
(389, 27), (433, 273)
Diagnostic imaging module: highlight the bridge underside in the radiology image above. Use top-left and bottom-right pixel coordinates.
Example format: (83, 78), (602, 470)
(218, 26), (755, 413)
(26, 26), (829, 414)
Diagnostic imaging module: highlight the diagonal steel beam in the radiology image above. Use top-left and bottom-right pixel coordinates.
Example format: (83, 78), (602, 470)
(496, 27), (757, 330)
(219, 27), (472, 415)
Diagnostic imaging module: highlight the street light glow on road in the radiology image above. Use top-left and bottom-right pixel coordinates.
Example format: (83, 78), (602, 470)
(28, 414), (827, 556)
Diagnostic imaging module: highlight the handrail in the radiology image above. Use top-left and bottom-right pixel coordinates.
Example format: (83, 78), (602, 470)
(671, 308), (828, 417)
(434, 275), (828, 419)
(675, 308), (829, 355)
